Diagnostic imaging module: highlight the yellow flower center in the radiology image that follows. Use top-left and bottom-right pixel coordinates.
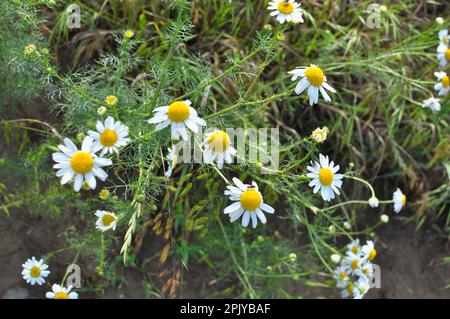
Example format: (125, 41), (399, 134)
(54, 292), (69, 299)
(240, 189), (262, 211)
(402, 194), (406, 207)
(99, 129), (118, 147)
(318, 167), (334, 186)
(305, 66), (325, 87)
(102, 213), (116, 227)
(443, 37), (448, 45)
(347, 284), (353, 294)
(30, 266), (41, 278)
(105, 95), (118, 106)
(167, 101), (190, 122)
(207, 130), (231, 152)
(351, 259), (359, 270)
(277, 1), (294, 14)
(445, 49), (450, 61)
(442, 75), (450, 88)
(70, 151), (94, 174)
(339, 272), (347, 280)
(368, 248), (377, 261)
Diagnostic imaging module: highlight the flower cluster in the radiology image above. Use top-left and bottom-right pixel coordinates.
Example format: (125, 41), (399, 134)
(333, 240), (377, 299)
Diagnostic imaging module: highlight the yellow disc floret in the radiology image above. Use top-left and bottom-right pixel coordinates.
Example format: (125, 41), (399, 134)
(54, 292), (69, 299)
(441, 75), (450, 88)
(102, 213), (116, 227)
(401, 194), (406, 207)
(99, 129), (118, 147)
(167, 101), (190, 122)
(318, 167), (334, 186)
(368, 249), (377, 261)
(30, 266), (41, 278)
(207, 130), (231, 152)
(305, 66), (325, 87)
(70, 151), (94, 174)
(339, 271), (347, 280)
(277, 1), (295, 14)
(445, 49), (450, 61)
(240, 189), (262, 211)
(105, 95), (118, 106)
(351, 259), (359, 270)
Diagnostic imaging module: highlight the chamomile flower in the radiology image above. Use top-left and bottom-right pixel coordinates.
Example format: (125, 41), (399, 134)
(289, 64), (336, 106)
(342, 251), (362, 276)
(88, 116), (130, 156)
(434, 71), (449, 96)
(95, 210), (118, 232)
(267, 0), (304, 24)
(21, 257), (50, 286)
(437, 43), (450, 67)
(355, 260), (374, 279)
(352, 277), (371, 299)
(393, 188), (406, 213)
(346, 239), (361, 255)
(105, 95), (118, 106)
(203, 130), (237, 169)
(422, 97), (441, 112)
(148, 100), (206, 141)
(52, 137), (112, 192)
(223, 177), (275, 228)
(361, 240), (377, 262)
(165, 145), (178, 178)
(311, 127), (328, 143)
(307, 154), (343, 201)
(333, 265), (350, 288)
(439, 29), (448, 46)
(45, 284), (78, 299)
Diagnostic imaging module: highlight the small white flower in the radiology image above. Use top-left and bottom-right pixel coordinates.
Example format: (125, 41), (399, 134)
(52, 137), (112, 192)
(380, 214), (389, 223)
(95, 210), (118, 232)
(223, 177), (275, 228)
(393, 188), (406, 213)
(346, 239), (361, 255)
(437, 43), (450, 67)
(21, 257), (50, 286)
(311, 127), (328, 143)
(434, 71), (449, 96)
(165, 145), (178, 178)
(203, 130), (237, 169)
(439, 29), (448, 46)
(46, 284), (78, 299)
(333, 265), (350, 288)
(267, 0), (304, 24)
(368, 196), (379, 208)
(355, 260), (375, 279)
(436, 17), (444, 26)
(361, 240), (377, 262)
(88, 116), (130, 156)
(352, 277), (371, 299)
(307, 154), (343, 201)
(331, 254), (341, 264)
(289, 64), (336, 106)
(421, 97), (441, 112)
(148, 100), (206, 141)
(342, 251), (362, 276)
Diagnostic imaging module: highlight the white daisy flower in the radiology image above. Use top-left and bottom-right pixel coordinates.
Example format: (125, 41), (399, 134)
(333, 265), (350, 289)
(434, 71), (450, 96)
(421, 97), (441, 112)
(437, 43), (450, 67)
(223, 177), (275, 228)
(361, 240), (377, 262)
(147, 100), (206, 141)
(346, 239), (361, 255)
(95, 210), (118, 232)
(289, 64), (336, 106)
(21, 257), (50, 286)
(45, 284), (78, 299)
(203, 130), (237, 169)
(355, 260), (374, 279)
(88, 116), (130, 156)
(342, 251), (362, 276)
(267, 0), (304, 24)
(393, 188), (406, 213)
(165, 145), (178, 178)
(52, 137), (112, 192)
(352, 277), (371, 299)
(307, 154), (343, 201)
(439, 29), (448, 46)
